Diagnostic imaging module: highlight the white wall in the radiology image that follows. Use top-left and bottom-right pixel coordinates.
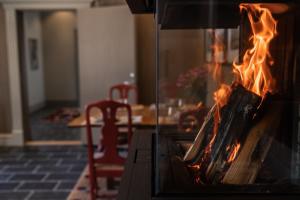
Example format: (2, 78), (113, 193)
(42, 11), (78, 103)
(23, 11), (46, 112)
(78, 5), (136, 108)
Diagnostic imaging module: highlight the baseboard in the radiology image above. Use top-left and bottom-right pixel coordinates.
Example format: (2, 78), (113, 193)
(26, 140), (81, 146)
(0, 129), (24, 146)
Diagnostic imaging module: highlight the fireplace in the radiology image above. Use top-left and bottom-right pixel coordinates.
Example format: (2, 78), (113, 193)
(126, 0), (300, 199)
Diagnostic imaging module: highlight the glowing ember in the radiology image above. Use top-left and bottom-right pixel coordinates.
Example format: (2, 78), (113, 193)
(227, 142), (241, 163)
(233, 4), (277, 97)
(195, 177), (201, 184)
(189, 164), (201, 170)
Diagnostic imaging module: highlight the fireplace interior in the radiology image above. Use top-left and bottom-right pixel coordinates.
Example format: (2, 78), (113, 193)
(126, 0), (300, 199)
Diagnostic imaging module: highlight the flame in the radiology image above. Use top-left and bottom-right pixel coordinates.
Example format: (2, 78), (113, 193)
(227, 142), (241, 163)
(233, 4), (277, 96)
(211, 3), (277, 163)
(213, 84), (232, 108)
(212, 84), (232, 146)
(190, 4), (278, 183)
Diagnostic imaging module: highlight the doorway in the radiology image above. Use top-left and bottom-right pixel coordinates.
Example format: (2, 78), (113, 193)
(17, 10), (80, 142)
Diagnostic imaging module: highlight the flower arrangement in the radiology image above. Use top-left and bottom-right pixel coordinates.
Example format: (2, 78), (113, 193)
(176, 66), (208, 103)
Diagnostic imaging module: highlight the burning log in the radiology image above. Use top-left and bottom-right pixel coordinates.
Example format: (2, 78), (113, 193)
(222, 100), (282, 184)
(183, 3), (279, 185)
(184, 83), (262, 183)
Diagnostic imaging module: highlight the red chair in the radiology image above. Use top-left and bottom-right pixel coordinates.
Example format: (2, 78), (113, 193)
(109, 83), (138, 104)
(178, 104), (208, 133)
(85, 100), (132, 200)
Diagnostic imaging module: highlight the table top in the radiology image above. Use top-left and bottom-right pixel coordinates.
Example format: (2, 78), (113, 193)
(67, 104), (177, 128)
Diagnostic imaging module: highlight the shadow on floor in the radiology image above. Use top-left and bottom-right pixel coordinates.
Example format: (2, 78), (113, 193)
(30, 105), (81, 141)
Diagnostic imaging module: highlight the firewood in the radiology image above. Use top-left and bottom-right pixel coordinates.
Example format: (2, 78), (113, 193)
(205, 84), (262, 183)
(222, 100), (282, 184)
(183, 83), (262, 184)
(183, 104), (216, 163)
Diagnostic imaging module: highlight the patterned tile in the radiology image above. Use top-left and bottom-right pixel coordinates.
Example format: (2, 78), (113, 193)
(29, 191), (69, 200)
(0, 174), (12, 181)
(60, 159), (85, 166)
(37, 166), (70, 173)
(57, 181), (75, 190)
(0, 159), (29, 166)
(19, 182), (57, 190)
(0, 191), (30, 200)
(69, 164), (86, 172)
(0, 182), (20, 190)
(0, 145), (87, 199)
(10, 174), (46, 181)
(46, 173), (80, 181)
(28, 159), (60, 166)
(30, 106), (80, 141)
(3, 166), (38, 173)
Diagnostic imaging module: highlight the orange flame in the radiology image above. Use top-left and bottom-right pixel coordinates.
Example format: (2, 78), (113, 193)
(206, 4), (276, 169)
(203, 84), (231, 160)
(212, 84), (232, 151)
(233, 4), (277, 97)
(213, 84), (232, 109)
(190, 4), (277, 182)
(227, 142), (241, 163)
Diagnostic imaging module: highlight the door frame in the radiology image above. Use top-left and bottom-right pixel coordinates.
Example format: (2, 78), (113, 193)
(0, 0), (91, 146)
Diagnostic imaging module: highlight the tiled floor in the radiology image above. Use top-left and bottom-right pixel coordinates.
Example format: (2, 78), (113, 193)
(30, 105), (81, 141)
(0, 145), (87, 200)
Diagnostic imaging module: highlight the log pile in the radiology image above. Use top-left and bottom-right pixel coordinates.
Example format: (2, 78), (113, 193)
(222, 100), (282, 184)
(183, 83), (282, 185)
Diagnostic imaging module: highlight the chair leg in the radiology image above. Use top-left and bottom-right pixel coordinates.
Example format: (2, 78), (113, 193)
(88, 176), (95, 200)
(88, 165), (97, 200)
(89, 176), (98, 200)
(90, 191), (95, 200)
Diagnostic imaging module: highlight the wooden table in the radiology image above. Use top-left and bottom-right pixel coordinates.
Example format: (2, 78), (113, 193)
(67, 104), (177, 129)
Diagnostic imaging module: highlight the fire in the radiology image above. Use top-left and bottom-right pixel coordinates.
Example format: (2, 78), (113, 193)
(189, 4), (277, 183)
(233, 4), (277, 96)
(190, 4), (277, 183)
(192, 85), (232, 178)
(209, 84), (232, 156)
(213, 84), (232, 108)
(212, 84), (231, 146)
(227, 142), (241, 163)
(212, 3), (277, 159)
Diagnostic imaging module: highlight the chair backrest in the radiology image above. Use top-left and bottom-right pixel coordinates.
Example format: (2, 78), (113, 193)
(178, 104), (208, 133)
(109, 83), (138, 104)
(85, 100), (132, 165)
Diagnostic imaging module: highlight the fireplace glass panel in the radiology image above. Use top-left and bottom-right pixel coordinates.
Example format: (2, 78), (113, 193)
(155, 0), (300, 196)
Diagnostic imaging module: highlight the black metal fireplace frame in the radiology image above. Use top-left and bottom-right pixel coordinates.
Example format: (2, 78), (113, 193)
(152, 134), (300, 200)
(151, 0), (300, 199)
(122, 0), (300, 199)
